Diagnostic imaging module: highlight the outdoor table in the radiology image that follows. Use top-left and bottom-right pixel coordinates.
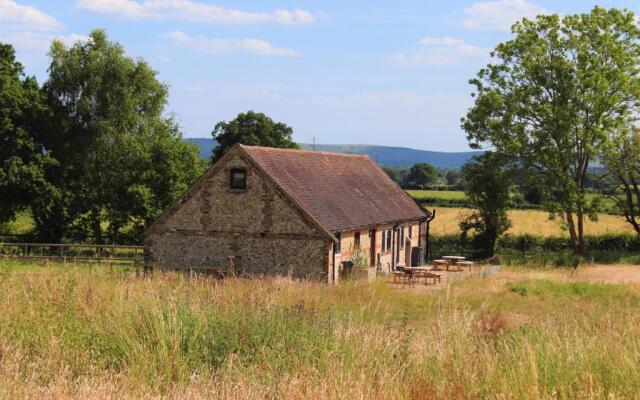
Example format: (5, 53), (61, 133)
(403, 267), (442, 284)
(442, 256), (466, 271)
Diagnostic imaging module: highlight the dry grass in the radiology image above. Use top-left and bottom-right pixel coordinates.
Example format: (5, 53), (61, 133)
(1, 261), (640, 399)
(431, 207), (634, 237)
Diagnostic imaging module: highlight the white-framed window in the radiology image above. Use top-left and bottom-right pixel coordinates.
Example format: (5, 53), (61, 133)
(386, 229), (392, 251)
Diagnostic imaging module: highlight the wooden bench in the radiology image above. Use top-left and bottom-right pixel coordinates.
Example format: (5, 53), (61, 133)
(432, 259), (449, 271)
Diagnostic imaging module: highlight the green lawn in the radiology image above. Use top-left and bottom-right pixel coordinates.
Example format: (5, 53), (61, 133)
(1, 262), (640, 398)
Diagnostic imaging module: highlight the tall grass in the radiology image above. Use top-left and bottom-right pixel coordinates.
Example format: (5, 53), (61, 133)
(1, 261), (640, 399)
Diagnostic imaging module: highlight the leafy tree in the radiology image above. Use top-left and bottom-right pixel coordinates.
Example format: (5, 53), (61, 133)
(444, 169), (461, 187)
(459, 152), (512, 257)
(462, 7), (640, 254)
(0, 43), (54, 228)
(38, 30), (203, 243)
(602, 127), (640, 234)
(407, 163), (440, 187)
(382, 167), (401, 184)
(212, 111), (299, 161)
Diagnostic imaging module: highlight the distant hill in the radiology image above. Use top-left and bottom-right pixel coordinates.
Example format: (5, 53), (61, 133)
(185, 138), (481, 169)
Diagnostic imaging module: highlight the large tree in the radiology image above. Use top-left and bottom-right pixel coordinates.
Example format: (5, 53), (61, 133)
(37, 30), (203, 243)
(211, 111), (298, 162)
(0, 43), (52, 226)
(407, 163), (440, 187)
(459, 152), (512, 257)
(462, 7), (640, 254)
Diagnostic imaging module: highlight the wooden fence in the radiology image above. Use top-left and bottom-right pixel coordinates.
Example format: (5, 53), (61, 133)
(0, 242), (144, 267)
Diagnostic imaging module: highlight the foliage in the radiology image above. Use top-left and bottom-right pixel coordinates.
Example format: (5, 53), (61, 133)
(601, 126), (640, 234)
(444, 169), (461, 187)
(30, 29), (204, 243)
(459, 152), (513, 257)
(430, 232), (640, 265)
(211, 111), (299, 162)
(0, 43), (52, 224)
(462, 7), (640, 254)
(406, 162), (440, 186)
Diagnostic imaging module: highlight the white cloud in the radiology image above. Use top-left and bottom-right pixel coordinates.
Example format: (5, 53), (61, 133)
(0, 32), (88, 51)
(463, 0), (549, 31)
(388, 36), (485, 67)
(166, 31), (299, 57)
(0, 0), (63, 31)
(76, 0), (314, 24)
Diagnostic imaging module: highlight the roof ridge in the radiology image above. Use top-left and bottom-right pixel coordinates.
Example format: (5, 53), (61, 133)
(239, 144), (371, 159)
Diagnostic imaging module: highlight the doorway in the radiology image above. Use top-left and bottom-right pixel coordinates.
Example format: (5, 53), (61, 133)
(369, 229), (376, 267)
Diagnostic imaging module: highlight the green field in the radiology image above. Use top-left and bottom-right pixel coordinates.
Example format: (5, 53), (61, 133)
(406, 189), (467, 201)
(1, 261), (640, 398)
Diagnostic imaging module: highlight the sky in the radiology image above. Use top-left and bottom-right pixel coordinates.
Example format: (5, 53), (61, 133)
(2, 0), (639, 151)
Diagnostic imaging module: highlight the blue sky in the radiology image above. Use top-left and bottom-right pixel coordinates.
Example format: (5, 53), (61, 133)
(1, 0), (639, 151)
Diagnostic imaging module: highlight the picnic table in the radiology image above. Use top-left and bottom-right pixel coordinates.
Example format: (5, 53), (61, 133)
(433, 256), (474, 272)
(393, 266), (442, 286)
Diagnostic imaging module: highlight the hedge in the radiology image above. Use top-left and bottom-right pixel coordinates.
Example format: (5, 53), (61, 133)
(429, 233), (640, 260)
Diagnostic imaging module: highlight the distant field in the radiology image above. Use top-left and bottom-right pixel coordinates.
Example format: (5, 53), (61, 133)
(431, 207), (634, 237)
(409, 190), (619, 213)
(406, 189), (466, 201)
(1, 212), (34, 235)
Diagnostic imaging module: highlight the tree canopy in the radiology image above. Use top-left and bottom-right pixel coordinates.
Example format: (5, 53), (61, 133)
(0, 44), (51, 225)
(459, 152), (513, 257)
(407, 163), (440, 186)
(462, 7), (640, 253)
(211, 111), (298, 162)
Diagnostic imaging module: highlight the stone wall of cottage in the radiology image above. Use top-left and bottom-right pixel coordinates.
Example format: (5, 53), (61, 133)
(331, 221), (423, 282)
(146, 154), (329, 280)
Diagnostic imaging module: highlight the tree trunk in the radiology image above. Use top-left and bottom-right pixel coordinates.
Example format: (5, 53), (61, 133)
(576, 208), (586, 255)
(565, 212), (580, 253)
(92, 209), (103, 245)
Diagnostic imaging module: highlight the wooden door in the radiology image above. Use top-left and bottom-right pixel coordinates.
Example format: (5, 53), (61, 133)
(369, 229), (376, 267)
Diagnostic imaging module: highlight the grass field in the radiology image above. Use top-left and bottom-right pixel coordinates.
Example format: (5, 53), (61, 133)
(430, 207), (634, 237)
(1, 261), (640, 398)
(406, 189), (467, 201)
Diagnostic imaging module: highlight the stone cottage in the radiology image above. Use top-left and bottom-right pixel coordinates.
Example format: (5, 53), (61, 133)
(144, 144), (433, 284)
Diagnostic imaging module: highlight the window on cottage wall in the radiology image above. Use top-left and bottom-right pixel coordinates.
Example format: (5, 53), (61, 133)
(335, 232), (341, 254)
(354, 232), (360, 249)
(381, 231), (386, 252)
(400, 227), (404, 248)
(386, 229), (392, 251)
(409, 226), (412, 238)
(230, 169), (247, 189)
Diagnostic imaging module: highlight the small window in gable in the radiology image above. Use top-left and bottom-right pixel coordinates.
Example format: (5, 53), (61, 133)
(230, 169), (247, 189)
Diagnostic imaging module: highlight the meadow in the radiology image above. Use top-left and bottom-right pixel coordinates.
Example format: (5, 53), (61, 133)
(1, 260), (640, 399)
(430, 207), (634, 237)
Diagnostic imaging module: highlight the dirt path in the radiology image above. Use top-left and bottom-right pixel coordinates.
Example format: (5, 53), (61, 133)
(572, 264), (640, 284)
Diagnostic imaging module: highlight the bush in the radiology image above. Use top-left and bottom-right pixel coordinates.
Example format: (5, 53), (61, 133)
(428, 233), (640, 262)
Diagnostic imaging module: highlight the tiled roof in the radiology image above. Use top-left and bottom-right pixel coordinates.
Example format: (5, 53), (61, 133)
(241, 145), (428, 233)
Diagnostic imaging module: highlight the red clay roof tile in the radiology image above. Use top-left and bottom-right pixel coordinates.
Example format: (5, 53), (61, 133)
(240, 145), (428, 232)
